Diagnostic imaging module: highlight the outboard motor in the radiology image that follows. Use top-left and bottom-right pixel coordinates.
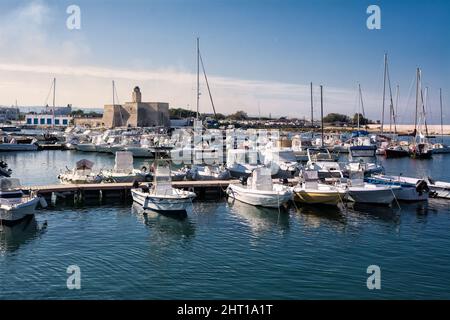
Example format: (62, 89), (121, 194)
(416, 179), (430, 195)
(239, 176), (248, 186)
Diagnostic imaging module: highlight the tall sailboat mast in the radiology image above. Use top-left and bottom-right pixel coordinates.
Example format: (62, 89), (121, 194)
(52, 77), (56, 128)
(357, 83), (362, 130)
(440, 88), (444, 143)
(320, 85), (324, 147)
(196, 37), (200, 120)
(112, 80), (116, 105)
(381, 53), (387, 134)
(310, 82), (314, 127)
(414, 68), (420, 134)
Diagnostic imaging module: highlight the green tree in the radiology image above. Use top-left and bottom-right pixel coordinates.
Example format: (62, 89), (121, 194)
(352, 113), (369, 125)
(228, 110), (248, 120)
(323, 113), (350, 123)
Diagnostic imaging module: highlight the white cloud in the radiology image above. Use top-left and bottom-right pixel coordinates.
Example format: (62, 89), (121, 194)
(0, 1), (384, 120)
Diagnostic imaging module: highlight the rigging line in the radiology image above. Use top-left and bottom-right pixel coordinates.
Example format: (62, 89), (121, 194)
(401, 72), (416, 126)
(419, 74), (429, 136)
(199, 50), (217, 119)
(43, 79), (54, 108)
(359, 84), (366, 118)
(386, 63), (396, 132)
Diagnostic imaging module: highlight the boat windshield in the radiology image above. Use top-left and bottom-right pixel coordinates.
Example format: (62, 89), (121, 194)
(0, 178), (21, 191)
(308, 149), (333, 161)
(277, 151), (296, 162)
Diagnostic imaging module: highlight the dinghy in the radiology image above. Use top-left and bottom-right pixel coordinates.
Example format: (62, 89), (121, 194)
(226, 167), (292, 208)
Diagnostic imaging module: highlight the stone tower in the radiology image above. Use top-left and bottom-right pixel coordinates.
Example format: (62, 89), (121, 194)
(132, 86), (142, 103)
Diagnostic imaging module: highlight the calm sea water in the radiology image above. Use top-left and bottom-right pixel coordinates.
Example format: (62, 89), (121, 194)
(1, 141), (450, 299)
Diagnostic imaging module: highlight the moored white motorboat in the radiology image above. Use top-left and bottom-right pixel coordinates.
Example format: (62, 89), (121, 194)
(100, 151), (151, 183)
(226, 149), (264, 178)
(0, 178), (40, 225)
(0, 137), (38, 151)
(76, 143), (97, 152)
(338, 171), (398, 205)
(371, 174), (450, 199)
(125, 146), (154, 158)
(305, 148), (344, 181)
(292, 170), (345, 206)
(187, 164), (230, 181)
(58, 159), (102, 184)
(365, 176), (429, 201)
(131, 163), (196, 213)
(226, 167), (292, 208)
(432, 143), (450, 154)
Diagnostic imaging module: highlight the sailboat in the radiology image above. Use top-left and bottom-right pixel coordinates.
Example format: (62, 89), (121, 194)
(432, 88), (450, 154)
(409, 68), (433, 159)
(131, 160), (196, 214)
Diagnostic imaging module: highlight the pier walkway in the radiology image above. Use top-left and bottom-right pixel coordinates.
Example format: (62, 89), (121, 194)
(23, 179), (297, 205)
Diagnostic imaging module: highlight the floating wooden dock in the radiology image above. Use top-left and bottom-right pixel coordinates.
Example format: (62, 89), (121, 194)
(22, 179), (296, 206)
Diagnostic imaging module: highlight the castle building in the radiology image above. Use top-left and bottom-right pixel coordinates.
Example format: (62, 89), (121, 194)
(102, 87), (170, 128)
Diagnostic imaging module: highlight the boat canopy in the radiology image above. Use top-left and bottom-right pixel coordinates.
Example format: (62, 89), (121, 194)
(154, 165), (172, 195)
(76, 159), (94, 170)
(351, 130), (369, 137)
(114, 151), (134, 172)
(249, 167), (272, 191)
(0, 178), (21, 191)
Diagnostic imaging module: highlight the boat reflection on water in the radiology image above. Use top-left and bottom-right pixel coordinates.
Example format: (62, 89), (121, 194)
(131, 202), (195, 241)
(346, 202), (401, 225)
(0, 216), (44, 254)
(227, 198), (290, 235)
(293, 203), (346, 230)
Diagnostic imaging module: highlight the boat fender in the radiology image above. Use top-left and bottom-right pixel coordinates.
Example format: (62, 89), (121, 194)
(39, 197), (48, 208)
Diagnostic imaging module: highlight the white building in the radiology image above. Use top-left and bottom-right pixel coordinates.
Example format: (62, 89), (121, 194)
(25, 114), (72, 126)
(0, 107), (20, 122)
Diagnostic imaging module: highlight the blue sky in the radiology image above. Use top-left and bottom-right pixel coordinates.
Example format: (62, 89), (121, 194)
(0, 0), (448, 123)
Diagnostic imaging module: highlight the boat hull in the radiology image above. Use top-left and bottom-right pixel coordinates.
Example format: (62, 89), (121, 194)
(346, 186), (395, 205)
(293, 190), (342, 205)
(0, 197), (39, 224)
(0, 144), (38, 151)
(227, 184), (292, 208)
(385, 148), (409, 158)
(131, 189), (195, 212)
(125, 147), (154, 158)
(76, 144), (96, 152)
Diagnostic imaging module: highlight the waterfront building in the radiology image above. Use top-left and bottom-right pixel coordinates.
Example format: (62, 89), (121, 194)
(25, 114), (72, 126)
(0, 106), (20, 123)
(102, 87), (170, 128)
